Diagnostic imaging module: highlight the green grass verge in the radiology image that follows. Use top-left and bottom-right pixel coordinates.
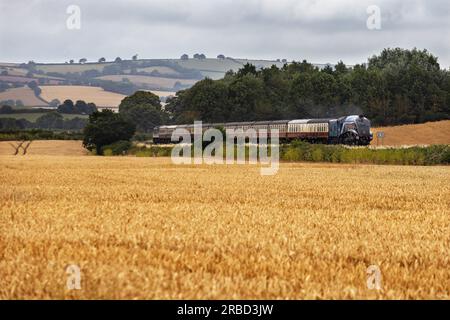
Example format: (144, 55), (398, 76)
(124, 141), (450, 165)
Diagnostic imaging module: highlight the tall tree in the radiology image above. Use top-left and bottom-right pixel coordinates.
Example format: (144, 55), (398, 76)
(83, 110), (135, 155)
(119, 91), (166, 132)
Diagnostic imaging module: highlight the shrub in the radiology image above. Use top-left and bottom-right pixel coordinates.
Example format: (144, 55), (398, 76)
(101, 140), (132, 156)
(279, 142), (449, 165)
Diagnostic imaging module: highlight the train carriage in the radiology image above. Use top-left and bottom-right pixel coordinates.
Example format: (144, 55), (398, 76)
(153, 115), (373, 145)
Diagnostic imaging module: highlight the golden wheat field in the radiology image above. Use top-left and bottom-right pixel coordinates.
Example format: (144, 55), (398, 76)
(0, 86), (48, 107)
(0, 140), (86, 156)
(39, 85), (126, 107)
(371, 120), (450, 146)
(0, 155), (449, 299)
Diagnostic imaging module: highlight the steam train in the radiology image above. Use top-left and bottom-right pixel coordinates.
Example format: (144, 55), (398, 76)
(153, 115), (373, 145)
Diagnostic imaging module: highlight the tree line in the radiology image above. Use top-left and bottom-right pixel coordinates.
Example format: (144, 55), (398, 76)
(165, 48), (450, 126)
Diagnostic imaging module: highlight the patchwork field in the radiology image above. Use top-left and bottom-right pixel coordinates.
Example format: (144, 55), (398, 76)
(371, 120), (450, 146)
(0, 156), (448, 299)
(39, 85), (126, 107)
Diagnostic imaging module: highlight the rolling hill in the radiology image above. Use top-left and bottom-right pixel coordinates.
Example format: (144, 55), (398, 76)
(0, 57), (291, 107)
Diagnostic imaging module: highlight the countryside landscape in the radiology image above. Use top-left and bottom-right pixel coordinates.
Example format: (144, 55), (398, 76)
(0, 0), (449, 305)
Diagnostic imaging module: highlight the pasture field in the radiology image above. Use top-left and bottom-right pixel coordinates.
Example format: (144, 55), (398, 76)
(0, 113), (88, 122)
(175, 58), (244, 73)
(39, 85), (126, 107)
(34, 63), (113, 74)
(95, 75), (197, 89)
(371, 120), (450, 146)
(131, 66), (180, 76)
(0, 155), (448, 299)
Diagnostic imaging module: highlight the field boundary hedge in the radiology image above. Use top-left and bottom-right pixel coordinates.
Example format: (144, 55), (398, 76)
(122, 141), (450, 166)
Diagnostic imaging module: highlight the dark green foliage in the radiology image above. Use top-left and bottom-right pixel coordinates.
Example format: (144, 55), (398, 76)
(0, 129), (83, 141)
(166, 78), (229, 123)
(83, 110), (135, 155)
(128, 141), (450, 165)
(132, 133), (153, 142)
(281, 141), (450, 165)
(0, 114), (86, 130)
(35, 112), (64, 129)
(57, 99), (97, 114)
(119, 91), (167, 132)
(166, 48), (450, 126)
(101, 140), (132, 156)
(0, 105), (14, 114)
(27, 81), (41, 96)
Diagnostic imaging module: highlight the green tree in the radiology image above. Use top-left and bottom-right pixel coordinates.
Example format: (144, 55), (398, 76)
(164, 48), (450, 126)
(36, 112), (64, 129)
(170, 78), (229, 123)
(0, 105), (14, 114)
(83, 110), (135, 155)
(119, 91), (166, 132)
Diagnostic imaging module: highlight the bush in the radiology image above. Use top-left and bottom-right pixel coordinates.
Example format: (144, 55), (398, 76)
(280, 142), (450, 165)
(441, 148), (450, 164)
(101, 140), (132, 156)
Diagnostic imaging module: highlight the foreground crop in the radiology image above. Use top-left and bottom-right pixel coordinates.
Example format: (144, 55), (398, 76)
(0, 156), (449, 299)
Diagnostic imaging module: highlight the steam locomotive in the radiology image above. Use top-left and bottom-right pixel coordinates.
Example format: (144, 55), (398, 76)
(153, 115), (373, 145)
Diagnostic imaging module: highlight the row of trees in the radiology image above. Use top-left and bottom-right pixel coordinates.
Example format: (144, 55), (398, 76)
(57, 99), (97, 115)
(0, 113), (87, 131)
(0, 99), (96, 115)
(68, 55), (139, 64)
(180, 54), (230, 60)
(166, 48), (450, 126)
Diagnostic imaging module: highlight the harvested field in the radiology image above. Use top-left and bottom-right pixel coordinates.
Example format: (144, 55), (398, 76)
(0, 86), (48, 106)
(0, 140), (86, 156)
(0, 156), (448, 299)
(39, 85), (126, 107)
(371, 120), (450, 146)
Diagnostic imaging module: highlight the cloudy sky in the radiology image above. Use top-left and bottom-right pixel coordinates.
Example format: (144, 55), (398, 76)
(0, 0), (449, 67)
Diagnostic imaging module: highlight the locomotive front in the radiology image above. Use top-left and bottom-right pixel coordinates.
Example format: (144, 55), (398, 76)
(339, 115), (373, 145)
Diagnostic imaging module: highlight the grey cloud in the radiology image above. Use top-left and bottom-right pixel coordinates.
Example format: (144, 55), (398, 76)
(0, 0), (449, 67)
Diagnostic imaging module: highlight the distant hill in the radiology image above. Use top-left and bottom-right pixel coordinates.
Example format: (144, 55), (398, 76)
(0, 57), (298, 107)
